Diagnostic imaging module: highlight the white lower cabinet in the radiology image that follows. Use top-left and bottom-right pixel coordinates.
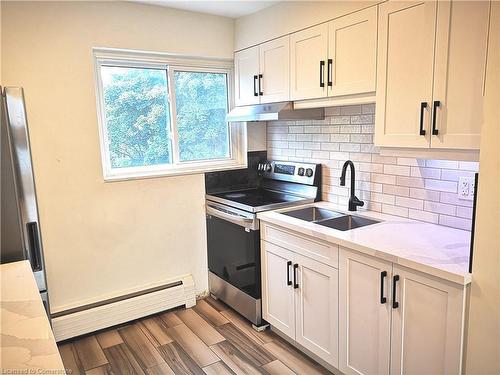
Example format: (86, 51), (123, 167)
(295, 253), (338, 366)
(261, 225), (466, 375)
(390, 266), (466, 375)
(339, 247), (466, 375)
(339, 248), (392, 375)
(261, 239), (339, 367)
(261, 241), (295, 337)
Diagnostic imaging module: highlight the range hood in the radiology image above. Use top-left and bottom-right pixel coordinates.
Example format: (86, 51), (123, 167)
(226, 102), (325, 122)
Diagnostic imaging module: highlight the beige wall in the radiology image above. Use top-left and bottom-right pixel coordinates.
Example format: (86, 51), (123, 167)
(1, 1), (234, 311)
(234, 1), (379, 51)
(465, 2), (500, 373)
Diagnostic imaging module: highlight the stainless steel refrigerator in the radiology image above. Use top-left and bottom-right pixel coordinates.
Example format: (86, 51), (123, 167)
(1, 86), (50, 314)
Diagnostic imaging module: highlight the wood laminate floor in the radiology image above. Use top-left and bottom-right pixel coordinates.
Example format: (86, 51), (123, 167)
(58, 297), (332, 375)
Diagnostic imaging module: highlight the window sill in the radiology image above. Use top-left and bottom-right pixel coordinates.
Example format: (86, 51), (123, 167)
(103, 160), (248, 182)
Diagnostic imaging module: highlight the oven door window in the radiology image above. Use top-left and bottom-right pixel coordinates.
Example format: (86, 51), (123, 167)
(207, 216), (261, 299)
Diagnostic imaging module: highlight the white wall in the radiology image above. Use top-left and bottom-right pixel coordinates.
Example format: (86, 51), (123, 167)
(1, 1), (234, 312)
(234, 1), (378, 51)
(465, 2), (500, 373)
(247, 122), (267, 151)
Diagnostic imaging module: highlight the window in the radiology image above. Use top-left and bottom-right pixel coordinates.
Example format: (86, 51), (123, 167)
(174, 71), (229, 162)
(94, 49), (245, 180)
(101, 66), (173, 168)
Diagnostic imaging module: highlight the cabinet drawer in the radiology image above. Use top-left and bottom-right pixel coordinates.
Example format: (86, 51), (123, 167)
(262, 223), (338, 268)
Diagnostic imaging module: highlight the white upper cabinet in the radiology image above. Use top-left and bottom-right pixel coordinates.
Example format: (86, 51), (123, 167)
(235, 1), (490, 151)
(290, 9), (378, 103)
(431, 0), (490, 149)
(290, 23), (329, 101)
(327, 6), (377, 97)
(375, 0), (491, 150)
(375, 1), (437, 148)
(339, 248), (392, 375)
(390, 266), (466, 375)
(234, 36), (290, 106)
(234, 46), (260, 106)
(259, 36), (290, 104)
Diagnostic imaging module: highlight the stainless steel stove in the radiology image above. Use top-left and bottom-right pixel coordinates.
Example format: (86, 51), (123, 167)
(205, 160), (321, 327)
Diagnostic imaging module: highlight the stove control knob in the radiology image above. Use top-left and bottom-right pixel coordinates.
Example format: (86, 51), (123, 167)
(305, 168), (314, 177)
(297, 167), (305, 176)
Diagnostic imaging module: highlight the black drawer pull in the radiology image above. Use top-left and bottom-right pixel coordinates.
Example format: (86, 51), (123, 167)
(253, 75), (258, 97)
(258, 74), (263, 96)
(293, 263), (299, 289)
(419, 102), (427, 136)
(392, 275), (400, 309)
(327, 59), (333, 87)
(380, 271), (387, 304)
(432, 100), (440, 135)
(319, 61), (325, 88)
(287, 261), (292, 286)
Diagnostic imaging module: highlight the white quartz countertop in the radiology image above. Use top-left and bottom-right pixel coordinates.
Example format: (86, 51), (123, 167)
(258, 201), (472, 285)
(1, 261), (65, 372)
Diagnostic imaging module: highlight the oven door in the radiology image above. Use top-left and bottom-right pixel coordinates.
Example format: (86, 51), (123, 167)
(206, 202), (261, 299)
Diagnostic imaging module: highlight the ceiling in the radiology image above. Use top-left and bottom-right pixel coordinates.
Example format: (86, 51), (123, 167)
(135, 1), (278, 18)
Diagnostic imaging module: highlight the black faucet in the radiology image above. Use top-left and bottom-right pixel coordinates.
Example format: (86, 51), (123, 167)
(340, 160), (364, 211)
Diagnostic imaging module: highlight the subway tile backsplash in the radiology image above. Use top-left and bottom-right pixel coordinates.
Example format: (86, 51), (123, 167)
(266, 104), (478, 231)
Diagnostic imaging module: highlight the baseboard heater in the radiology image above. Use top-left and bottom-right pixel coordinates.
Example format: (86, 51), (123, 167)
(51, 274), (195, 342)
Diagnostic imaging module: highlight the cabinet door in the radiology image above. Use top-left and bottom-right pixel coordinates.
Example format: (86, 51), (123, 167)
(390, 266), (466, 375)
(259, 36), (290, 104)
(375, 1), (437, 148)
(294, 254), (338, 367)
(328, 6), (377, 97)
(234, 46), (260, 106)
(339, 248), (391, 375)
(290, 23), (328, 101)
(261, 241), (295, 338)
(431, 1), (491, 149)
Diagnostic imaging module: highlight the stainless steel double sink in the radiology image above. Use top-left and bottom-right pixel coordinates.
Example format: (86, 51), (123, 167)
(282, 206), (380, 231)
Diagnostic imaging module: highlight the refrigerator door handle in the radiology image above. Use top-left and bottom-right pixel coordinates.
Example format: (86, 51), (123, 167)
(26, 221), (42, 271)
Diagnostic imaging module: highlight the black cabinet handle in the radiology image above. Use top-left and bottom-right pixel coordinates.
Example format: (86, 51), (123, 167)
(319, 61), (325, 88)
(253, 75), (258, 97)
(327, 59), (333, 87)
(26, 222), (42, 272)
(380, 271), (387, 304)
(286, 261), (292, 286)
(419, 102), (427, 136)
(432, 100), (440, 135)
(293, 263), (299, 289)
(392, 275), (400, 309)
(258, 74), (263, 96)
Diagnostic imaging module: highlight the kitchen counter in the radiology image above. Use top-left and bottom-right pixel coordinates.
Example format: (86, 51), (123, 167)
(1, 261), (65, 371)
(258, 201), (472, 285)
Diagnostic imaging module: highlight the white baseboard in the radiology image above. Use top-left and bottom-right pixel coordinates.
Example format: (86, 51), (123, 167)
(52, 274), (195, 342)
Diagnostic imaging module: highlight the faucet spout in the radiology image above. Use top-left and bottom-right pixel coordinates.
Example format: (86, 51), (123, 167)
(340, 160), (364, 211)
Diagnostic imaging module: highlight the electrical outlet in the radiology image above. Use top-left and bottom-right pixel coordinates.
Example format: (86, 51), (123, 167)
(459, 176), (475, 200)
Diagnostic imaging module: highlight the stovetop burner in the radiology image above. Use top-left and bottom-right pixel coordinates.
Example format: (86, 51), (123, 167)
(212, 188), (302, 208)
(223, 192), (247, 199)
(206, 160), (322, 213)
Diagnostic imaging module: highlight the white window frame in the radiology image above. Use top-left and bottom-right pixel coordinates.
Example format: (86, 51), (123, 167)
(93, 47), (247, 181)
